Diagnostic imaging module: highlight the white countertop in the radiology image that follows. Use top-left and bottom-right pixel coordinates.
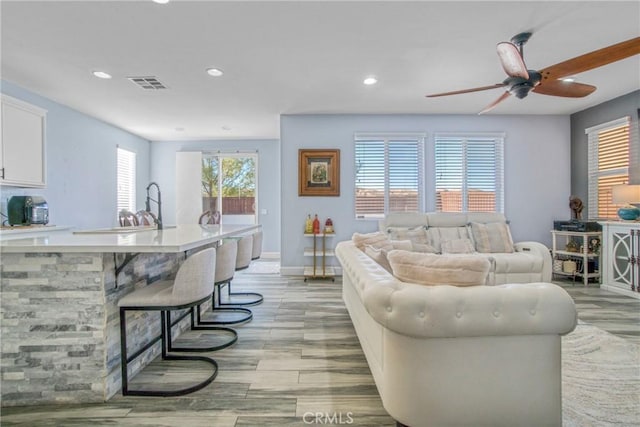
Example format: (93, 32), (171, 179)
(0, 225), (72, 238)
(0, 224), (260, 253)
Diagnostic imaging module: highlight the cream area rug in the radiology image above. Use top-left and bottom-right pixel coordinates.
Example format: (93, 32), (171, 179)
(562, 323), (640, 426)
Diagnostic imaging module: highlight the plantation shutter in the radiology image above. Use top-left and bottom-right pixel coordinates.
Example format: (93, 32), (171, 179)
(355, 133), (424, 219)
(435, 134), (504, 213)
(117, 147), (136, 214)
(586, 117), (630, 219)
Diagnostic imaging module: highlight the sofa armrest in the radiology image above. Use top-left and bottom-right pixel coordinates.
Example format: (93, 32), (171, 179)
(514, 241), (552, 282)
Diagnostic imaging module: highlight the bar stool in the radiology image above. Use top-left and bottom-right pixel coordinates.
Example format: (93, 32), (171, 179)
(118, 248), (233, 396)
(251, 230), (263, 260)
(196, 239), (253, 325)
(218, 235), (264, 306)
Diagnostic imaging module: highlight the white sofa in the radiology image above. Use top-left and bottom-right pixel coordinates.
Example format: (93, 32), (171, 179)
(336, 227), (577, 427)
(379, 212), (552, 285)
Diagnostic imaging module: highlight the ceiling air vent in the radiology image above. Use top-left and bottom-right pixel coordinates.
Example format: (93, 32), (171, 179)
(127, 76), (168, 90)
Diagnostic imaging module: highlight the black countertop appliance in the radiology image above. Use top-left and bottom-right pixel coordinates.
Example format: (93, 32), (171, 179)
(7, 196), (49, 225)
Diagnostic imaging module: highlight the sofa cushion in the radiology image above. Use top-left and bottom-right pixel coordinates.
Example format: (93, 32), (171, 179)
(469, 222), (514, 253)
(386, 226), (428, 245)
(352, 231), (393, 251)
(481, 252), (543, 274)
(426, 226), (470, 253)
(364, 245), (392, 272)
(387, 249), (490, 287)
(441, 238), (476, 254)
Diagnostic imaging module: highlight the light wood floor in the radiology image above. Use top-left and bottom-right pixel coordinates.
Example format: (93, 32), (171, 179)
(1, 263), (638, 426)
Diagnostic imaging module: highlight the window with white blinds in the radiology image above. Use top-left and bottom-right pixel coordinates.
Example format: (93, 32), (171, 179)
(354, 133), (424, 219)
(434, 134), (504, 213)
(587, 116), (630, 219)
(117, 147), (136, 214)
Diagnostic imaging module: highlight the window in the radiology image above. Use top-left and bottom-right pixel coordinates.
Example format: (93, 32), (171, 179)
(116, 147), (136, 214)
(587, 117), (631, 219)
(202, 153), (258, 224)
(434, 133), (504, 213)
(354, 133), (424, 219)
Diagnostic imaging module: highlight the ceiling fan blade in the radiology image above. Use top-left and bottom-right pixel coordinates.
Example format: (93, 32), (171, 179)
(497, 42), (529, 79)
(426, 83), (507, 98)
(533, 79), (596, 98)
(478, 91), (511, 115)
(540, 37), (640, 81)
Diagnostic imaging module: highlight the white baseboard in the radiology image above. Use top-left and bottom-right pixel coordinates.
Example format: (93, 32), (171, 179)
(260, 252), (280, 259)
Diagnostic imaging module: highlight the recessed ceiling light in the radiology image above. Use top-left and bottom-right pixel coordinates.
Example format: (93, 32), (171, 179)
(92, 71), (112, 79)
(221, 126), (232, 131)
(152, 0), (170, 4)
(206, 68), (224, 77)
(363, 76), (378, 85)
(175, 127), (185, 132)
(561, 77), (575, 82)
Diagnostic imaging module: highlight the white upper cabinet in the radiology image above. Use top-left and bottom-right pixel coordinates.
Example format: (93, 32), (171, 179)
(1, 95), (47, 188)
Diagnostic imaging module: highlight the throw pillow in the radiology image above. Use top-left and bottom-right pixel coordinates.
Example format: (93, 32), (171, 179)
(364, 245), (392, 273)
(390, 240), (413, 251)
(386, 226), (428, 245)
(387, 250), (490, 287)
(441, 238), (475, 254)
(469, 222), (514, 253)
(352, 231), (393, 251)
(412, 243), (438, 253)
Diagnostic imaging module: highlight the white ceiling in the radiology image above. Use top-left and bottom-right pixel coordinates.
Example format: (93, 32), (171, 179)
(2, 1), (639, 141)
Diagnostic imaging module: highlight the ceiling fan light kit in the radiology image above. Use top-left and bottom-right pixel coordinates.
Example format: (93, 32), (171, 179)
(426, 34), (640, 114)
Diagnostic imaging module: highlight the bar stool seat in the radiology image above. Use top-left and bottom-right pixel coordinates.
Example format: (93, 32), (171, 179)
(218, 235), (264, 307)
(118, 248), (235, 397)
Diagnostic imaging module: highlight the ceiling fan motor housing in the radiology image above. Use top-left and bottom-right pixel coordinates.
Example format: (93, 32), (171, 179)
(504, 70), (541, 98)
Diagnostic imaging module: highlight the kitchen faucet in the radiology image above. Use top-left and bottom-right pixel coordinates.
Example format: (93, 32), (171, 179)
(145, 182), (163, 230)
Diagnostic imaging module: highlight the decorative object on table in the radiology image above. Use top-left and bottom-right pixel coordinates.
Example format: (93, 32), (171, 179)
(312, 214), (320, 234)
(324, 218), (334, 234)
(611, 184), (640, 220)
(589, 237), (601, 255)
(565, 240), (580, 252)
(569, 195), (584, 220)
(305, 214), (313, 234)
(298, 149), (340, 196)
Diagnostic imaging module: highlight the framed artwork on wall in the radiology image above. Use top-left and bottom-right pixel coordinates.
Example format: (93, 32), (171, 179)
(298, 149), (340, 196)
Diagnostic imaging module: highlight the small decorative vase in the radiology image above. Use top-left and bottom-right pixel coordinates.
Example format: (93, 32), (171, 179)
(617, 206), (640, 221)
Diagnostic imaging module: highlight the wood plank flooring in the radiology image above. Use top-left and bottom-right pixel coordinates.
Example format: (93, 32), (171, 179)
(1, 262), (638, 426)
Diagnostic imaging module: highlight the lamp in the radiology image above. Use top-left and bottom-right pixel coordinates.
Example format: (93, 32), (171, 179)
(611, 184), (640, 220)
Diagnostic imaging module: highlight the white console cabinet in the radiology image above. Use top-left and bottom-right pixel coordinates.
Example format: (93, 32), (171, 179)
(1, 94), (47, 188)
(599, 221), (640, 299)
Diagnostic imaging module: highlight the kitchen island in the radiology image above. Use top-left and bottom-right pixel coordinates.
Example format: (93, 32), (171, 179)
(0, 224), (259, 406)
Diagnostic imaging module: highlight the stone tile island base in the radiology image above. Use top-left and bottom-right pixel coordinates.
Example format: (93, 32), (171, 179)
(0, 249), (211, 406)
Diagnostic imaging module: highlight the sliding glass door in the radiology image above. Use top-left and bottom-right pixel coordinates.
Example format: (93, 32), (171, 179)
(202, 153), (257, 224)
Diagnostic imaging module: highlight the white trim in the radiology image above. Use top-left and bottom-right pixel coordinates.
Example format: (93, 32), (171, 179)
(434, 131), (506, 139)
(600, 284), (640, 300)
(355, 131), (427, 139)
(585, 116), (630, 135)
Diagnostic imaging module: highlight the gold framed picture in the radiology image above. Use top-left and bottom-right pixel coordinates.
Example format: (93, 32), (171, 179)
(298, 149), (340, 196)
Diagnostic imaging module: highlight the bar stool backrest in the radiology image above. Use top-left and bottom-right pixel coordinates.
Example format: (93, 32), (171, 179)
(235, 235), (253, 270)
(172, 248), (216, 306)
(251, 230), (263, 260)
(215, 239), (237, 284)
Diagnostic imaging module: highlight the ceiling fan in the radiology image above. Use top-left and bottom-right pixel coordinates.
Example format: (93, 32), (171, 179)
(426, 33), (640, 114)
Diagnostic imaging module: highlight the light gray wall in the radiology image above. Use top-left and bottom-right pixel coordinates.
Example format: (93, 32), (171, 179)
(570, 90), (640, 218)
(1, 81), (151, 229)
(280, 114), (571, 270)
(149, 139), (281, 253)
